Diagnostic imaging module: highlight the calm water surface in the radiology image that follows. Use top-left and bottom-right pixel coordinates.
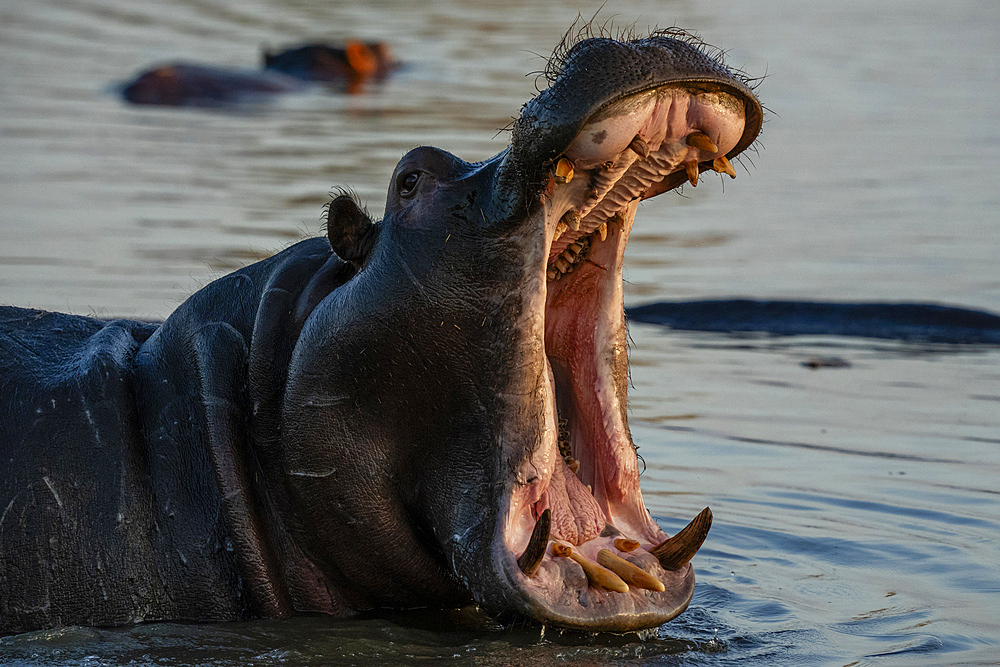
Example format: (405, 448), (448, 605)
(1, 0), (999, 664)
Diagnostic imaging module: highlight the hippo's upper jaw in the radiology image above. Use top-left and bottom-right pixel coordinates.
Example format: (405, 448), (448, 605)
(458, 32), (762, 631)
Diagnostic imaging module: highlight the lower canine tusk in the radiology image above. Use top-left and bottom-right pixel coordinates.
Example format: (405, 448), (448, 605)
(650, 507), (713, 571)
(552, 543), (629, 593)
(597, 549), (666, 592)
(517, 509), (551, 577)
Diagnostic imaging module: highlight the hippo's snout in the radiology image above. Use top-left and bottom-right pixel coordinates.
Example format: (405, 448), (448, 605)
(438, 29), (762, 632)
(287, 27), (763, 635)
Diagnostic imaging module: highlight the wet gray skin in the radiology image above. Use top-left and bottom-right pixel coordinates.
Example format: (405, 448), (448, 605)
(287, 31), (762, 632)
(0, 30), (761, 636)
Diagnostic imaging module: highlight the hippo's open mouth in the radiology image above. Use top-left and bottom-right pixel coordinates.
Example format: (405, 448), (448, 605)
(476, 31), (762, 632)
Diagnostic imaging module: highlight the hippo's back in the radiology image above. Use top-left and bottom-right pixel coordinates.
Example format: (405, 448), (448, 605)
(0, 307), (165, 634)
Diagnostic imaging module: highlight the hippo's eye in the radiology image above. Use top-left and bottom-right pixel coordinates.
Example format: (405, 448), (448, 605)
(398, 171), (421, 198)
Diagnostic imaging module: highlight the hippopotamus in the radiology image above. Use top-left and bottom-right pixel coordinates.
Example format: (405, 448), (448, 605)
(122, 41), (396, 106)
(122, 64), (305, 106)
(1, 29), (762, 634)
(263, 41), (397, 83)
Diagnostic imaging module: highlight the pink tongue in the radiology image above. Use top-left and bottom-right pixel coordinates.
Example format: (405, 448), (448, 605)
(540, 457), (604, 545)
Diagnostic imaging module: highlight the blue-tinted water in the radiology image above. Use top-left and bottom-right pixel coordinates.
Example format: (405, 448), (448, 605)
(2, 0), (999, 664)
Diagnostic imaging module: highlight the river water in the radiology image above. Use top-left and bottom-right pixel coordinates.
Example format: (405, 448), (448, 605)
(1, 0), (999, 664)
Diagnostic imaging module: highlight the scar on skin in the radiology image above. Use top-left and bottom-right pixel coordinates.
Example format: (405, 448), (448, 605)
(43, 477), (63, 508)
(591, 129), (607, 144)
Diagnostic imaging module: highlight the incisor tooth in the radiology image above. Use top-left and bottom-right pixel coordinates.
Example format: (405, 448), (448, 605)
(614, 538), (640, 552)
(553, 157), (575, 184)
(561, 209), (581, 232)
(712, 155), (737, 178)
(628, 135), (650, 158)
(568, 459), (580, 474)
(597, 549), (666, 592)
(685, 161), (699, 187)
(551, 543), (629, 593)
(687, 131), (719, 153)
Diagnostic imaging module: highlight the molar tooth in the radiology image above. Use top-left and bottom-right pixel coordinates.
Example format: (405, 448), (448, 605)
(553, 220), (568, 243)
(596, 223), (608, 242)
(561, 210), (581, 232)
(650, 507), (713, 571)
(610, 210), (626, 227)
(546, 269), (557, 281)
(569, 242), (584, 254)
(551, 543), (629, 593)
(555, 257), (570, 273)
(712, 155), (737, 178)
(517, 509), (551, 577)
(597, 549), (666, 592)
(684, 161), (699, 187)
(628, 135), (650, 158)
(687, 131), (719, 153)
(553, 157), (575, 184)
(614, 538), (640, 552)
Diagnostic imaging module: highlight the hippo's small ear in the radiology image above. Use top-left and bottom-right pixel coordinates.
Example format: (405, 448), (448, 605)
(325, 194), (377, 268)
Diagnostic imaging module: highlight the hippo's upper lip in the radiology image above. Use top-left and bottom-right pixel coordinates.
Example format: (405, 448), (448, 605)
(506, 29), (762, 203)
(461, 30), (760, 632)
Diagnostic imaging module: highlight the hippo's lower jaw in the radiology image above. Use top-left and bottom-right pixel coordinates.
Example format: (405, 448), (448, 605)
(485, 81), (750, 631)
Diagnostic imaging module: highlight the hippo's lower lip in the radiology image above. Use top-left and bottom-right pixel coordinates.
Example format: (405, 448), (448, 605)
(492, 82), (746, 630)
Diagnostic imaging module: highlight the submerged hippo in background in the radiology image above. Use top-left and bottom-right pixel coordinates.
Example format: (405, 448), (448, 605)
(122, 64), (305, 106)
(122, 40), (396, 106)
(2, 29), (762, 634)
(263, 41), (397, 83)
